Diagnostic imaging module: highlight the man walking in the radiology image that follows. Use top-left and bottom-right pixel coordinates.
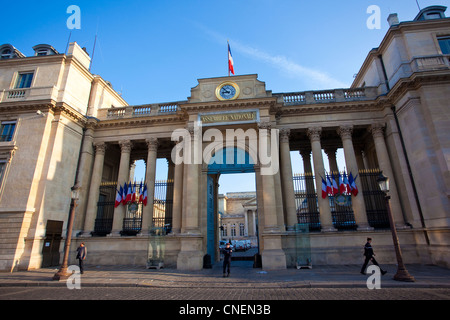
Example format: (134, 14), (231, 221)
(360, 238), (387, 275)
(222, 242), (232, 277)
(76, 242), (87, 274)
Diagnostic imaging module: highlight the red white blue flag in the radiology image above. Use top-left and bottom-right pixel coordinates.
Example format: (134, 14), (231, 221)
(349, 172), (358, 196)
(115, 185), (123, 208)
(228, 41), (235, 76)
(142, 184), (148, 206)
(321, 177), (327, 199)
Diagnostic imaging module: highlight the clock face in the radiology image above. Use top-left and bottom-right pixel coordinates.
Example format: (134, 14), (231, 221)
(216, 82), (240, 101)
(219, 85), (236, 100)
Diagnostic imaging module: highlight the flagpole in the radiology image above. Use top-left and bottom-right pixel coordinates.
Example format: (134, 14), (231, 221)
(227, 40), (230, 77)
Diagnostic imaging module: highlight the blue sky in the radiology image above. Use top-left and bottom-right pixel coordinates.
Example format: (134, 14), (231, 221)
(2, 0), (449, 193)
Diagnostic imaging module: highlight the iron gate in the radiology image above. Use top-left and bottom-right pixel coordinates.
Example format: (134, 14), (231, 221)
(359, 169), (390, 229)
(93, 180), (173, 236)
(293, 169), (389, 231)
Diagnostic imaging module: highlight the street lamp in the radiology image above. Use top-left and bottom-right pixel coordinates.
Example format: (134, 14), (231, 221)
(53, 184), (81, 281)
(377, 173), (415, 282)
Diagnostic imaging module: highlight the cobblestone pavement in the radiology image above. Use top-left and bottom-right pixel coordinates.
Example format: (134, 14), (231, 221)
(0, 286), (449, 300)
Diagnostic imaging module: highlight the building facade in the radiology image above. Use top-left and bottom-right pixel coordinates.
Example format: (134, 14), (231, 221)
(219, 192), (258, 247)
(0, 6), (449, 272)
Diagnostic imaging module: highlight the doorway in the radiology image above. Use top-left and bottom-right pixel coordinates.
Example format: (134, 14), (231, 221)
(41, 220), (63, 267)
(206, 147), (258, 266)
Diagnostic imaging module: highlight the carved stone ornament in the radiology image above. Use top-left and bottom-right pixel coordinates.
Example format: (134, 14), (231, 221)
(146, 137), (159, 152)
(370, 123), (385, 139)
(119, 140), (133, 153)
(337, 125), (353, 140)
(94, 142), (107, 155)
(279, 128), (291, 143)
(307, 127), (322, 142)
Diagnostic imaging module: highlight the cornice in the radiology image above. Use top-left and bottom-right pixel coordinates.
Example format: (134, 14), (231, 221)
(278, 98), (387, 116)
(387, 70), (450, 104)
(94, 113), (186, 129)
(179, 97), (277, 113)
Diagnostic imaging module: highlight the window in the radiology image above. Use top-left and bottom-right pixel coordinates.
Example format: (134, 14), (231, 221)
(438, 37), (450, 54)
(239, 223), (245, 236)
(1, 49), (12, 59)
(221, 224), (227, 237)
(15, 72), (34, 89)
(0, 121), (16, 142)
(231, 224), (236, 237)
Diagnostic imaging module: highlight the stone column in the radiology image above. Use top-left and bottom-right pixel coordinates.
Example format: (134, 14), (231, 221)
(259, 123), (286, 269)
(300, 149), (317, 215)
(110, 140), (132, 236)
(370, 124), (406, 227)
(81, 142), (107, 236)
(171, 152), (184, 234)
(279, 129), (298, 230)
(176, 128), (203, 271)
(140, 138), (158, 235)
(184, 133), (200, 234)
(307, 127), (336, 232)
(324, 147), (339, 174)
(337, 125), (372, 230)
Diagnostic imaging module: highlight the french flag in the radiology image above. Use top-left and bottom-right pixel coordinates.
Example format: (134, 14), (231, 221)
(326, 176), (333, 195)
(115, 185), (123, 208)
(131, 181), (136, 203)
(126, 182), (132, 203)
(339, 173), (346, 194)
(122, 182), (128, 205)
(343, 172), (351, 194)
(349, 172), (359, 196)
(138, 181), (143, 203)
(142, 184), (148, 206)
(321, 177), (327, 199)
(331, 173), (339, 195)
(228, 41), (235, 76)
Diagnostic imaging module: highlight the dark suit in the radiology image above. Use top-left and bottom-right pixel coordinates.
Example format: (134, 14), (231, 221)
(360, 241), (383, 273)
(222, 247), (232, 275)
(76, 245), (87, 274)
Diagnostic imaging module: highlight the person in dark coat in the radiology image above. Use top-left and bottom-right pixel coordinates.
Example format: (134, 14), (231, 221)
(76, 242), (87, 274)
(222, 243), (233, 277)
(360, 238), (387, 275)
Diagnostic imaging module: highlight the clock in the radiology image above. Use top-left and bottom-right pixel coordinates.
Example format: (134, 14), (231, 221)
(215, 81), (240, 101)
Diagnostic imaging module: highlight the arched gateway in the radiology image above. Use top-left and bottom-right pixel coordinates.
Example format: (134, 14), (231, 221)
(74, 74), (415, 271)
(2, 11), (449, 272)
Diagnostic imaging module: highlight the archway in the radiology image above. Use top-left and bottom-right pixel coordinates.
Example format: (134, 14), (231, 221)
(206, 147), (257, 265)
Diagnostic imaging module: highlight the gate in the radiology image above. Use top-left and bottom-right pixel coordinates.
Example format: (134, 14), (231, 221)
(293, 172), (357, 231)
(294, 173), (320, 231)
(93, 182), (115, 236)
(153, 179), (173, 234)
(359, 169), (390, 229)
(93, 180), (174, 236)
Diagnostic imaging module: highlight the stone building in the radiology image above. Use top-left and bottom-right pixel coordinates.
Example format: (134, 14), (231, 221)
(219, 192), (258, 246)
(0, 6), (449, 271)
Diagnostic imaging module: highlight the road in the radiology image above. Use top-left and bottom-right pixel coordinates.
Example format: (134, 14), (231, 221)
(1, 286), (449, 300)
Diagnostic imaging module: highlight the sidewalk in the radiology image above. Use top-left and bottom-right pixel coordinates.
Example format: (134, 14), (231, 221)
(1, 262), (450, 289)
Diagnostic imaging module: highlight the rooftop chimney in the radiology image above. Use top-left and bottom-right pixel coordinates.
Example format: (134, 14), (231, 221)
(387, 13), (400, 27)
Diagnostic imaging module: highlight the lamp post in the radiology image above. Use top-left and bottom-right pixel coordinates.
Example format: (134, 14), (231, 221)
(377, 173), (415, 282)
(53, 184), (81, 281)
